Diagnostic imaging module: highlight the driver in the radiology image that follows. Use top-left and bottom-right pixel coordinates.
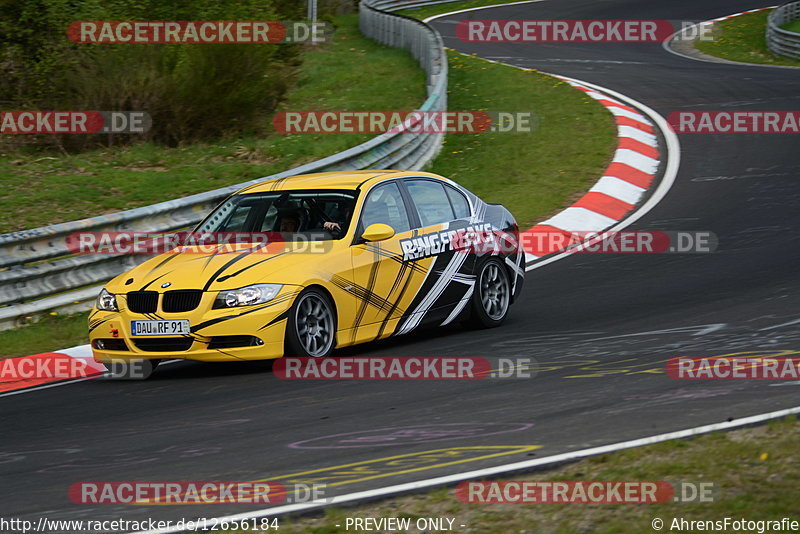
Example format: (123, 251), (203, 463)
(322, 203), (353, 235)
(278, 214), (300, 233)
(323, 220), (342, 233)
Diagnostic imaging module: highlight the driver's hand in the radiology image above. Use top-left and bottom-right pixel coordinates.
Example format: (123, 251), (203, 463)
(323, 221), (341, 232)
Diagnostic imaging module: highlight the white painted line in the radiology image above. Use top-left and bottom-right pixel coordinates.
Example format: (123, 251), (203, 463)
(541, 207), (618, 232)
(421, 0), (544, 23)
(132, 405), (800, 534)
(613, 148), (660, 174)
(590, 177), (647, 205)
(0, 377), (96, 398)
(583, 89), (618, 102)
(760, 317), (800, 331)
(0, 344), (100, 398)
(60, 345), (93, 359)
(618, 125), (657, 146)
(527, 74), (680, 271)
(0, 357), (182, 398)
(608, 106), (652, 123)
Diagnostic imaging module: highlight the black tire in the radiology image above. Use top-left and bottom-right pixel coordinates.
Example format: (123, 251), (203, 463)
(465, 257), (511, 329)
(285, 288), (337, 358)
(103, 359), (160, 380)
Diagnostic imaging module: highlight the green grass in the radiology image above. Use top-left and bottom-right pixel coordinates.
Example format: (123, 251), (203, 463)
(0, 312), (89, 358)
(396, 0), (526, 20)
(266, 417), (800, 533)
(782, 19), (800, 34)
(694, 10), (800, 67)
(0, 14), (425, 234)
(428, 50), (614, 228)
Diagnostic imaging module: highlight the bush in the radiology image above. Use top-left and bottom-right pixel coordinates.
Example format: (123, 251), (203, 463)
(0, 0), (305, 149)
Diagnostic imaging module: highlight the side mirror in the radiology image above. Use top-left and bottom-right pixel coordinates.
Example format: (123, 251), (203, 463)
(361, 223), (395, 242)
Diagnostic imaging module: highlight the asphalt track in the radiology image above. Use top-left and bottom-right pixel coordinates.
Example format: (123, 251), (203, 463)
(3, 0), (799, 529)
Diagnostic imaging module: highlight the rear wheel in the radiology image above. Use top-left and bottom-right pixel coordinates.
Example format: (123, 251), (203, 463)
(285, 288), (336, 358)
(465, 258), (511, 328)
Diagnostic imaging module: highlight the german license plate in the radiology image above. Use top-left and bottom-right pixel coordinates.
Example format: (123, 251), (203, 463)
(131, 320), (190, 336)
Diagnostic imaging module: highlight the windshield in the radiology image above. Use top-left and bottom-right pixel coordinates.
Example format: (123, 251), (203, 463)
(196, 189), (358, 240)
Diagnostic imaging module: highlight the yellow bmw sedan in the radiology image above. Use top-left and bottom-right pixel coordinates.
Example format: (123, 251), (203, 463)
(89, 170), (524, 376)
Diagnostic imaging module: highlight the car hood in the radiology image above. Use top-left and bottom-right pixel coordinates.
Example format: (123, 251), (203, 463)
(105, 242), (331, 293)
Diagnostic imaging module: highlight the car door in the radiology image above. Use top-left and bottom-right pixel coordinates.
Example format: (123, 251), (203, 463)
(393, 178), (475, 332)
(348, 180), (427, 343)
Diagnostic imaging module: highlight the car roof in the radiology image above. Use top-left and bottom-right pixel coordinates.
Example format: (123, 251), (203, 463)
(238, 170), (448, 194)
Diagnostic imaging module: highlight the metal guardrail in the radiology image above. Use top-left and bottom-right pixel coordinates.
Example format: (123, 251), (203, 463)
(365, 0), (465, 13)
(767, 1), (800, 58)
(0, 1), (448, 329)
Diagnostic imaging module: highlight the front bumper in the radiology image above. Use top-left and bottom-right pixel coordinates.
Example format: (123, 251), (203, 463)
(89, 286), (299, 363)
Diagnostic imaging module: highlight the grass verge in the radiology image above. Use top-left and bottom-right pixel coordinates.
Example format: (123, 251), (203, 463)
(429, 50), (614, 229)
(396, 0), (530, 20)
(694, 10), (800, 67)
(268, 417), (799, 533)
(0, 312), (89, 358)
(0, 14), (425, 234)
(782, 20), (800, 34)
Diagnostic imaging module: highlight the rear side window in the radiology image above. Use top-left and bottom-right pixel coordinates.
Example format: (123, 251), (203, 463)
(445, 185), (470, 219)
(406, 180), (455, 227)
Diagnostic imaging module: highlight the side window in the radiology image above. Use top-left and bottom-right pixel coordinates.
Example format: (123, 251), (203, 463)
(221, 205), (253, 232)
(361, 182), (411, 233)
(445, 185), (471, 219)
(258, 205), (279, 232)
(406, 180), (455, 227)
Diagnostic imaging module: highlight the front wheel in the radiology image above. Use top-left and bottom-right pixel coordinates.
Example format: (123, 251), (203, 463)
(465, 258), (511, 329)
(285, 288), (337, 358)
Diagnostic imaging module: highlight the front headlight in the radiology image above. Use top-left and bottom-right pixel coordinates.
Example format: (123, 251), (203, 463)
(96, 288), (118, 311)
(214, 284), (282, 309)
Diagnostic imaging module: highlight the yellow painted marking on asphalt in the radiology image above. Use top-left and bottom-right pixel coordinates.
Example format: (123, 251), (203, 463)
(254, 445), (542, 487)
(543, 350), (800, 378)
(564, 357), (665, 378)
(430, 350), (800, 382)
(138, 445), (541, 505)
